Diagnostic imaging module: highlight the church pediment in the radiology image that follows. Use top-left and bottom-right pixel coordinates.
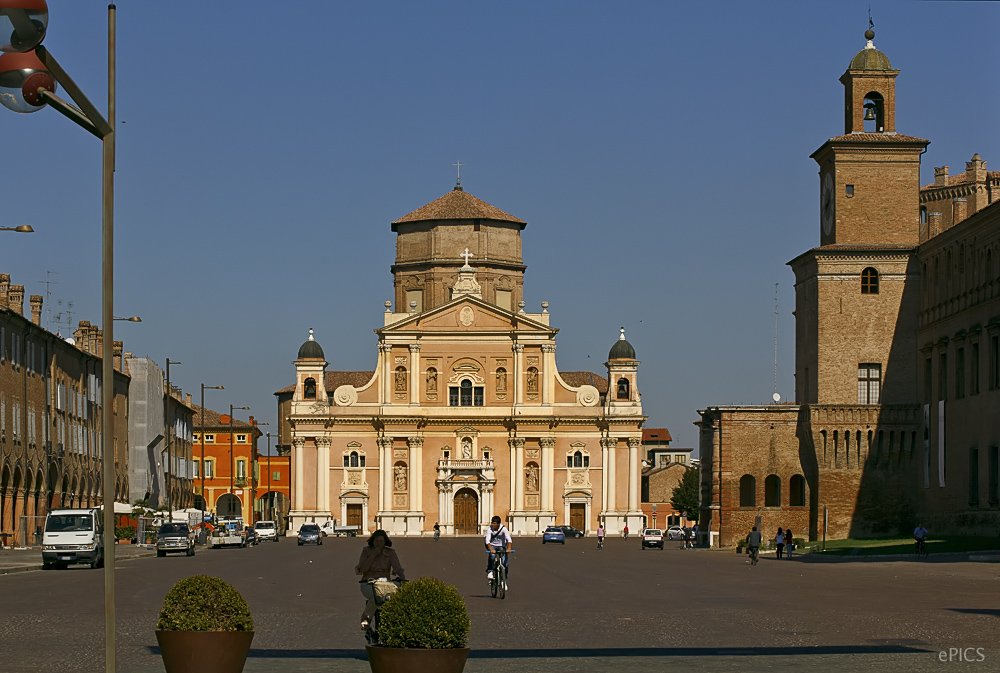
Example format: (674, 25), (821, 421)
(378, 296), (555, 335)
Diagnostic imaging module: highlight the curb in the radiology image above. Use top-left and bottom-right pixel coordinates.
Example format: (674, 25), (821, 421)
(0, 550), (158, 575)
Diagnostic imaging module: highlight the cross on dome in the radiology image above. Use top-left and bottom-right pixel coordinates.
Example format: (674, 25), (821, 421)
(460, 248), (474, 268)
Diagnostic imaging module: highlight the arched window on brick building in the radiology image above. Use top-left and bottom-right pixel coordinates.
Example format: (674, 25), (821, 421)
(739, 475), (756, 507)
(764, 475), (781, 507)
(789, 474), (806, 507)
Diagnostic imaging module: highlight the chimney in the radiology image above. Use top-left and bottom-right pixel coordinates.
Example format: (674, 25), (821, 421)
(953, 198), (968, 225)
(113, 340), (123, 371)
(934, 166), (949, 187)
(8, 285), (24, 316)
(966, 154), (986, 183)
(186, 393), (192, 407)
(29, 295), (43, 326)
(928, 212), (943, 238)
(95, 329), (103, 358)
(74, 321), (90, 351)
(0, 273), (9, 309)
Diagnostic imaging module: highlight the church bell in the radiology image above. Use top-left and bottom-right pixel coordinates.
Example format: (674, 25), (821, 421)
(863, 103), (877, 121)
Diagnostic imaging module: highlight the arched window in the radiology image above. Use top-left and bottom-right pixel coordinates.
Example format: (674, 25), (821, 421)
(920, 206), (927, 225)
(739, 475), (756, 507)
(303, 377), (317, 399)
(617, 377), (630, 400)
(350, 451), (359, 467)
(573, 451), (583, 468)
(789, 475), (806, 507)
(449, 378), (483, 406)
(343, 450), (366, 468)
(764, 475), (781, 507)
(861, 267), (879, 294)
(460, 379), (472, 406)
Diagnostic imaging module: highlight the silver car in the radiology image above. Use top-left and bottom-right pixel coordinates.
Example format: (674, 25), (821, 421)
(666, 525), (686, 541)
(156, 523), (195, 557)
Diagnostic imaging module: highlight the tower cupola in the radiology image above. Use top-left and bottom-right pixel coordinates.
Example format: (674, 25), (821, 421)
(840, 29), (899, 134)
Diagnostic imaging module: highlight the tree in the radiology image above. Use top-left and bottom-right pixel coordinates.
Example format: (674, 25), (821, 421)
(670, 466), (700, 522)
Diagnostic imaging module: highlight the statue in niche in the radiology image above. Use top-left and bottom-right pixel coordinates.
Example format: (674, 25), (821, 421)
(395, 367), (407, 392)
(526, 367), (538, 393)
(526, 464), (539, 492)
(394, 465), (407, 492)
(426, 368), (437, 392)
(496, 368), (507, 392)
(462, 437), (472, 459)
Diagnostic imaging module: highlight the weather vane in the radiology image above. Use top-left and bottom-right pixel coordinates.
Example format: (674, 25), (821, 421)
(868, 7), (874, 32)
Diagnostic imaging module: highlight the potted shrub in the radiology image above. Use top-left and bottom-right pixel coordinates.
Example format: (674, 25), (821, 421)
(155, 575), (255, 673)
(367, 576), (471, 673)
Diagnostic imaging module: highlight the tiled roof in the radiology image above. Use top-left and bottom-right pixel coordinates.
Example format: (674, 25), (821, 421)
(392, 189), (526, 226)
(642, 428), (673, 442)
(815, 244), (918, 252)
(824, 133), (929, 144)
(560, 371), (609, 394)
(190, 404), (256, 430)
(274, 371), (375, 396)
(922, 171), (1000, 190)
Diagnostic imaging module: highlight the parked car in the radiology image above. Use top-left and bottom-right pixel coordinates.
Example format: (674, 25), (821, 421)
(156, 522), (195, 557)
(254, 520), (278, 542)
(558, 525), (585, 538)
(641, 528), (664, 549)
(298, 523), (323, 546)
(542, 526), (566, 544)
(319, 520), (359, 537)
(41, 508), (104, 569)
(666, 525), (685, 540)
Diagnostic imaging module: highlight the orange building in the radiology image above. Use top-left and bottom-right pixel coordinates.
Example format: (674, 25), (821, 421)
(190, 405), (261, 524)
(255, 449), (290, 534)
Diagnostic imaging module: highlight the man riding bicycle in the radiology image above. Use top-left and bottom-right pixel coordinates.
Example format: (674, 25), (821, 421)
(485, 515), (512, 588)
(746, 526), (762, 564)
(914, 523), (928, 553)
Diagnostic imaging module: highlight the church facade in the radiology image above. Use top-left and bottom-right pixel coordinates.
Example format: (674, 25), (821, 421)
(276, 187), (646, 536)
(697, 30), (1000, 546)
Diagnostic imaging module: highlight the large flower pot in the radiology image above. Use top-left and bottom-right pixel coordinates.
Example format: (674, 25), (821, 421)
(155, 630), (254, 673)
(366, 646), (469, 673)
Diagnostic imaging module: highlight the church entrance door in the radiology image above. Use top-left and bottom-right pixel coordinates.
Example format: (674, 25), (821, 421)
(346, 504), (362, 528)
(570, 503), (585, 530)
(454, 489), (478, 535)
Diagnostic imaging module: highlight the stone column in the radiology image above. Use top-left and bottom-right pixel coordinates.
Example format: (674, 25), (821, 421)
(627, 437), (640, 511)
(408, 344), (420, 406)
(379, 344), (392, 404)
(292, 437), (305, 511)
(541, 344), (555, 406)
(540, 437), (556, 512)
(377, 437), (392, 512)
(316, 436), (331, 515)
(513, 344), (524, 406)
(604, 438), (616, 511)
(408, 436), (423, 516)
(512, 438), (525, 510)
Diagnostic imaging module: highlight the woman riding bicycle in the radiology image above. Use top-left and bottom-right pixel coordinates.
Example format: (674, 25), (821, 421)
(355, 530), (405, 630)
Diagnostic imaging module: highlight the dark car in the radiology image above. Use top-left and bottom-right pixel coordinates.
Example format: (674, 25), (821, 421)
(298, 523), (322, 546)
(558, 525), (585, 538)
(156, 523), (195, 557)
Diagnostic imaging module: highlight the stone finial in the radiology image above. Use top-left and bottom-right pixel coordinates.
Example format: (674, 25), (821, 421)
(517, 300), (526, 314)
(541, 301), (549, 313)
(409, 300), (417, 314)
(619, 327), (627, 340)
(308, 328), (315, 341)
(384, 300), (392, 313)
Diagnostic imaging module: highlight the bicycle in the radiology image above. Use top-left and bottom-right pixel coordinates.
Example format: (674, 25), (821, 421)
(488, 549), (511, 599)
(363, 578), (405, 645)
(914, 538), (928, 558)
(597, 536), (604, 550)
(434, 529), (440, 541)
(749, 545), (760, 566)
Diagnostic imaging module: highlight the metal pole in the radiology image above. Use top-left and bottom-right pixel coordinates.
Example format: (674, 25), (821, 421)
(200, 385), (206, 542)
(229, 404), (234, 511)
(267, 433), (272, 521)
(102, 7), (116, 673)
(165, 360), (171, 522)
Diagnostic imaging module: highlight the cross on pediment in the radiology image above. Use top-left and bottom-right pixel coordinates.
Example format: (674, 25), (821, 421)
(461, 248), (474, 267)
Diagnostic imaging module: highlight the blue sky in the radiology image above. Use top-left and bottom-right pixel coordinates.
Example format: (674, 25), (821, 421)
(3, 1), (998, 452)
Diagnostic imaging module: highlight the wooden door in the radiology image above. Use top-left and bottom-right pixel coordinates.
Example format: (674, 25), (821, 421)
(454, 489), (479, 534)
(570, 503), (585, 530)
(346, 504), (362, 528)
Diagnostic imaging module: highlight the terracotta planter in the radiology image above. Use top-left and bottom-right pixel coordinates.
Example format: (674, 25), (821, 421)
(155, 630), (254, 673)
(366, 646), (469, 673)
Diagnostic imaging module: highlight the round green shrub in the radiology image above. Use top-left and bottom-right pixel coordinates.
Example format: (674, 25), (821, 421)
(378, 577), (470, 649)
(115, 525), (135, 541)
(156, 575), (254, 632)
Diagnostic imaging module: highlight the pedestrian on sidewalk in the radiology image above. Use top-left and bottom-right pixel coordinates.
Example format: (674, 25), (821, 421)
(775, 527), (785, 559)
(784, 528), (794, 558)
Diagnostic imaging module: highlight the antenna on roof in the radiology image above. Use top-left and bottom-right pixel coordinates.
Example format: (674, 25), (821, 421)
(452, 160), (465, 191)
(773, 283), (780, 404)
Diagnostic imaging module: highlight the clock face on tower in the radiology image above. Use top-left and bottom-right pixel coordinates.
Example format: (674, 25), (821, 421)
(821, 172), (834, 237)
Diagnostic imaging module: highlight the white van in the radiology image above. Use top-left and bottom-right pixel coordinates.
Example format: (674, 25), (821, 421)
(41, 508), (104, 569)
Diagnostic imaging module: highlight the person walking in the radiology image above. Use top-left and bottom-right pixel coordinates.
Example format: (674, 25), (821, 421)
(622, 524), (629, 540)
(775, 527), (785, 559)
(784, 528), (793, 558)
(596, 524), (605, 549)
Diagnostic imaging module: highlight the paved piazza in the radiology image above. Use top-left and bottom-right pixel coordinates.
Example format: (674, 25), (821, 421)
(0, 538), (996, 672)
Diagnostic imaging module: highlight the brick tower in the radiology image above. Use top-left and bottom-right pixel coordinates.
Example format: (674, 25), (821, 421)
(790, 29), (928, 405)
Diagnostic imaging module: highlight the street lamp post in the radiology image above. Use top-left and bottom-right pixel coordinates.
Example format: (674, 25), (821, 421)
(254, 422), (268, 524)
(164, 359), (180, 522)
(228, 405), (249, 518)
(0, 225), (33, 232)
(1, 3), (116, 670)
(200, 384), (223, 543)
